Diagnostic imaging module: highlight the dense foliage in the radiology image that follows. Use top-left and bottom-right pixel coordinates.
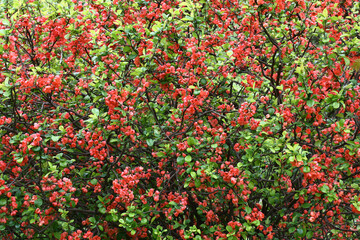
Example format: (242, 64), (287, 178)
(1, 0), (360, 239)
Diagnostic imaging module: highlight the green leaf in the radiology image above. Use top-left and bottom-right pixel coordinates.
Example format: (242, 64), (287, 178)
(89, 217), (96, 223)
(185, 155), (192, 163)
(173, 221), (181, 229)
(128, 53), (137, 60)
(126, 217), (133, 224)
(190, 171), (196, 179)
(297, 227), (305, 236)
(195, 179), (201, 188)
(16, 157), (23, 164)
(177, 156), (185, 165)
(51, 136), (62, 142)
(303, 166), (310, 173)
(130, 67), (146, 77)
(54, 232), (61, 239)
(123, 46), (132, 53)
(226, 50), (233, 57)
(90, 179), (98, 185)
(0, 29), (7, 36)
(200, 79), (207, 85)
(252, 220), (260, 226)
(268, 108), (275, 114)
(352, 59), (360, 71)
(320, 185), (330, 193)
(146, 139), (155, 147)
(157, 152), (165, 157)
(302, 203), (311, 208)
(306, 100), (315, 107)
(323, 8), (328, 18)
(141, 218), (148, 225)
(91, 108), (100, 116)
(2, 19), (10, 26)
(333, 102), (340, 109)
(184, 179), (190, 188)
(289, 227), (296, 233)
(226, 225), (233, 232)
(0, 199), (6, 205)
(187, 137), (199, 146)
(34, 199), (43, 207)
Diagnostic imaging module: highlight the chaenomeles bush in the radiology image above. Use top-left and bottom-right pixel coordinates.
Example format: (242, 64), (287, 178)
(0, 0), (360, 239)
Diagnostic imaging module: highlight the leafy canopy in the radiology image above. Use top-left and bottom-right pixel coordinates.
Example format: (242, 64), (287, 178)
(0, 0), (360, 239)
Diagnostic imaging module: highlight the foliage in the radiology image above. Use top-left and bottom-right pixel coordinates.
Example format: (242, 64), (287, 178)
(0, 0), (360, 239)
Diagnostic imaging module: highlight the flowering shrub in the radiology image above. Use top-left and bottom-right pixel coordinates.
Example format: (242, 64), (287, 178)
(0, 0), (360, 239)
